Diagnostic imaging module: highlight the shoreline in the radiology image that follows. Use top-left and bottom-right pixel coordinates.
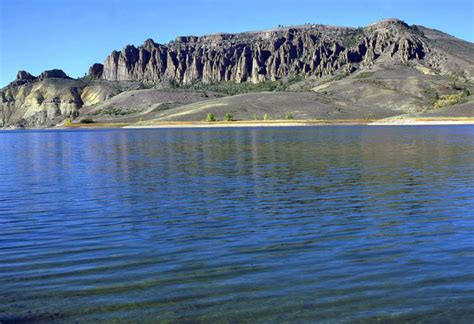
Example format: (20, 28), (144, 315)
(126, 117), (474, 128)
(369, 117), (474, 126)
(2, 118), (473, 131)
(124, 119), (372, 129)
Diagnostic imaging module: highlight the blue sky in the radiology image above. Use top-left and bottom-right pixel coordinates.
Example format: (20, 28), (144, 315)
(0, 0), (473, 87)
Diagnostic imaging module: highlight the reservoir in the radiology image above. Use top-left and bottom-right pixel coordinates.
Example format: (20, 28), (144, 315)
(1, 126), (473, 322)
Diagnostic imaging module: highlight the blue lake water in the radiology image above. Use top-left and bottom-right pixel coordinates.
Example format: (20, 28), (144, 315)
(0, 126), (473, 322)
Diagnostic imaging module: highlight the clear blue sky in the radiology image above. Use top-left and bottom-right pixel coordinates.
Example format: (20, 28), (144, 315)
(1, 0), (473, 87)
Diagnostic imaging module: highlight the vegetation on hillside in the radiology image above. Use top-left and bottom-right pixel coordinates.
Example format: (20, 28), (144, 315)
(224, 113), (233, 121)
(410, 25), (425, 37)
(92, 106), (140, 116)
(206, 113), (216, 122)
(354, 71), (374, 79)
(80, 118), (95, 124)
(171, 76), (304, 95)
(343, 27), (364, 48)
(433, 89), (470, 108)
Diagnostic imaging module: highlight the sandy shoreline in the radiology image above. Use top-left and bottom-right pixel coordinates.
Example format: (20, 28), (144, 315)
(3, 118), (472, 131)
(125, 118), (474, 128)
(124, 120), (371, 129)
(369, 117), (474, 126)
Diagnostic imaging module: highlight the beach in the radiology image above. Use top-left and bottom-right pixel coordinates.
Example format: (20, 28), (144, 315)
(52, 117), (474, 129)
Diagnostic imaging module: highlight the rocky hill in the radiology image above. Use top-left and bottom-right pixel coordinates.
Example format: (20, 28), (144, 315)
(1, 18), (473, 127)
(97, 18), (472, 84)
(0, 71), (139, 127)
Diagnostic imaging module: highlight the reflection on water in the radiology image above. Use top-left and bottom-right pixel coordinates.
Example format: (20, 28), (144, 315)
(0, 126), (473, 322)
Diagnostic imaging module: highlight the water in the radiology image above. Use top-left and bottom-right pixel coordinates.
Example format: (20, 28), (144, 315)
(0, 126), (473, 322)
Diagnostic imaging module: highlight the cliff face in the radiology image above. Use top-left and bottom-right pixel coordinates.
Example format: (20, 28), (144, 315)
(0, 71), (127, 127)
(100, 19), (430, 85)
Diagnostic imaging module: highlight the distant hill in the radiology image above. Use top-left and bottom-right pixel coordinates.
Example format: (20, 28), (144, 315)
(1, 18), (473, 127)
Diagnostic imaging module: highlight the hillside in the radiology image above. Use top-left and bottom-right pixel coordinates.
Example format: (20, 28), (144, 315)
(0, 18), (473, 128)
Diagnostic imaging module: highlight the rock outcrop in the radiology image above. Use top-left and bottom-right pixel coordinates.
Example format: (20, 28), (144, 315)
(0, 78), (131, 127)
(38, 69), (70, 80)
(88, 63), (104, 79)
(98, 19), (432, 85)
(16, 70), (35, 81)
(8, 69), (70, 87)
(9, 71), (37, 87)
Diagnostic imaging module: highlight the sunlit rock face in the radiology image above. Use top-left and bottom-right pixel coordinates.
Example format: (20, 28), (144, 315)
(100, 19), (431, 85)
(0, 71), (122, 127)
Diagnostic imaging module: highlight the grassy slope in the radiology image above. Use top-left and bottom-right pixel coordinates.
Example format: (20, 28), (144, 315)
(132, 91), (399, 122)
(128, 65), (473, 124)
(76, 88), (225, 123)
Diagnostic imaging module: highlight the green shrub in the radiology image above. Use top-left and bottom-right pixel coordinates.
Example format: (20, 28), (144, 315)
(287, 75), (304, 84)
(429, 92), (440, 106)
(285, 113), (294, 120)
(176, 78), (300, 95)
(138, 82), (154, 90)
(344, 27), (364, 48)
(206, 113), (216, 122)
(263, 113), (269, 120)
(334, 71), (349, 80)
(433, 91), (469, 108)
(354, 71), (374, 79)
(97, 107), (139, 116)
(224, 113), (233, 121)
(410, 25), (425, 37)
(80, 118), (95, 124)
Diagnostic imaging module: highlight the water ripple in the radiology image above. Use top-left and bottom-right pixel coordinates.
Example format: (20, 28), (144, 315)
(0, 126), (473, 322)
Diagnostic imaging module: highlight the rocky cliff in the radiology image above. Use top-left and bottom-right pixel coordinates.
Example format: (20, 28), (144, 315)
(99, 19), (463, 85)
(0, 70), (134, 127)
(1, 18), (473, 128)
